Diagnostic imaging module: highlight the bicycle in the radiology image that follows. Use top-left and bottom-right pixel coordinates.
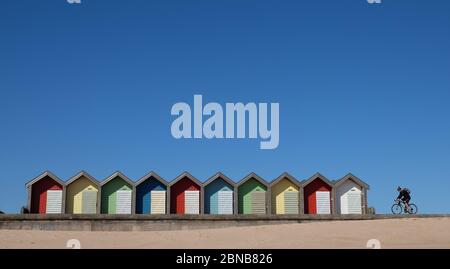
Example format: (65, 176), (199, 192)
(391, 199), (418, 215)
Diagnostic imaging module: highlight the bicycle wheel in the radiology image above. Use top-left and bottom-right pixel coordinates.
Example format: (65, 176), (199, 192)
(391, 203), (403, 214)
(408, 204), (418, 214)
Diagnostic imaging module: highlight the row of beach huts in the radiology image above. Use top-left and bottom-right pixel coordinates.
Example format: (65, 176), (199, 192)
(25, 171), (370, 215)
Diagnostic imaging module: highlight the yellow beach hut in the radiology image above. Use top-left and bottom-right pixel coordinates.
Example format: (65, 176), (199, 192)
(270, 173), (302, 214)
(65, 171), (100, 214)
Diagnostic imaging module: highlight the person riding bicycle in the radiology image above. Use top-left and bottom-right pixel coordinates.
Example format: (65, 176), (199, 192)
(396, 186), (411, 212)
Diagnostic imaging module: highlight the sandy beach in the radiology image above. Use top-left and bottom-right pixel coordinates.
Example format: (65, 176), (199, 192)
(1, 217), (449, 249)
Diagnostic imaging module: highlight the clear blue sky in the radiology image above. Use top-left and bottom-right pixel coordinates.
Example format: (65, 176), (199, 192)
(1, 0), (449, 213)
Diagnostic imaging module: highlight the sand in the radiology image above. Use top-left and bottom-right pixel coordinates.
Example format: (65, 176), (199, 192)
(1, 218), (449, 249)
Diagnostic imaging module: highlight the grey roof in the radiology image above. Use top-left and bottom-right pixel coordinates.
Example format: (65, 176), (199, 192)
(334, 173), (370, 190)
(25, 170), (65, 188)
(203, 172), (237, 188)
(237, 172), (269, 188)
(270, 172), (302, 188)
(65, 171), (100, 187)
(100, 171), (135, 187)
(302, 172), (334, 188)
(169, 171), (203, 187)
(135, 171), (168, 187)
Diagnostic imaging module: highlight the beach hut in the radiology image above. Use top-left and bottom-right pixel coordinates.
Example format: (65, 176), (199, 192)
(135, 171), (168, 214)
(270, 173), (302, 214)
(303, 173), (334, 214)
(100, 172), (134, 214)
(334, 173), (369, 214)
(169, 172), (202, 214)
(26, 171), (64, 214)
(65, 171), (100, 214)
(203, 172), (236, 215)
(237, 173), (269, 214)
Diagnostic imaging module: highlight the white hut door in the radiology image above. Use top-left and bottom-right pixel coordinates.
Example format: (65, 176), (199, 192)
(284, 191), (299, 214)
(81, 190), (97, 214)
(218, 190), (233, 215)
(46, 190), (63, 214)
(347, 191), (362, 214)
(316, 191), (331, 214)
(151, 190), (166, 214)
(116, 190), (132, 214)
(251, 191), (266, 214)
(184, 190), (200, 214)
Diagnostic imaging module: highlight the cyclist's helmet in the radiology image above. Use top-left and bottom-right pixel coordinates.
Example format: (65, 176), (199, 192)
(397, 186), (401, 191)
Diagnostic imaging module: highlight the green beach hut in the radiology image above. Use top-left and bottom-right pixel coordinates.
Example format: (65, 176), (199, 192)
(100, 171), (135, 214)
(237, 173), (269, 214)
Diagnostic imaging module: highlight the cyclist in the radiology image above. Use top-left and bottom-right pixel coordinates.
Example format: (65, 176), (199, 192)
(396, 186), (411, 213)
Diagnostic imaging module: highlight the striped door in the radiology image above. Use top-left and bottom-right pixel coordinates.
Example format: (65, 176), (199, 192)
(316, 191), (331, 214)
(150, 190), (166, 214)
(347, 192), (362, 214)
(116, 190), (132, 214)
(81, 190), (97, 214)
(284, 191), (299, 214)
(218, 190), (233, 214)
(45, 190), (63, 214)
(184, 190), (199, 214)
(251, 191), (266, 214)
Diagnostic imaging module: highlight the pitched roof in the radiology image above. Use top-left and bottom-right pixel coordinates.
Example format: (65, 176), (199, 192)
(100, 171), (134, 187)
(65, 170), (100, 187)
(334, 173), (370, 189)
(270, 172), (301, 188)
(302, 172), (334, 188)
(25, 170), (65, 188)
(203, 172), (236, 188)
(237, 172), (269, 188)
(168, 171), (203, 187)
(135, 171), (168, 187)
